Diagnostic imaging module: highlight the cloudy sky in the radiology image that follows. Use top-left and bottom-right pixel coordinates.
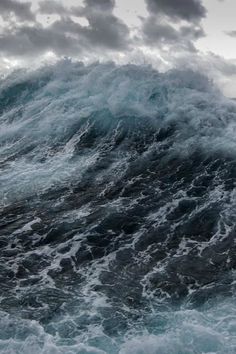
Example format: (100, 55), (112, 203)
(1, 0), (236, 96)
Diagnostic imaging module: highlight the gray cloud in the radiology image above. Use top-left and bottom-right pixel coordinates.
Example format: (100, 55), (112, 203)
(83, 0), (115, 11)
(38, 0), (130, 50)
(0, 24), (79, 57)
(0, 0), (35, 22)
(38, 0), (115, 16)
(145, 0), (206, 22)
(142, 17), (180, 43)
(0, 0), (130, 60)
(180, 25), (204, 40)
(0, 0), (205, 61)
(140, 0), (206, 53)
(142, 16), (204, 43)
(79, 14), (129, 50)
(225, 30), (236, 38)
(38, 0), (68, 16)
(52, 14), (130, 50)
(142, 16), (202, 52)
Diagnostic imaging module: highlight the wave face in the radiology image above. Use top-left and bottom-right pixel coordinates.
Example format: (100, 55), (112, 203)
(1, 61), (236, 353)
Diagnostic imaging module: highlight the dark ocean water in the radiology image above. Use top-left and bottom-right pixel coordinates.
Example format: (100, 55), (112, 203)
(0, 60), (236, 353)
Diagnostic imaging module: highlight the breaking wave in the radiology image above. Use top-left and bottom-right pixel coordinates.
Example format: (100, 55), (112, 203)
(1, 60), (236, 353)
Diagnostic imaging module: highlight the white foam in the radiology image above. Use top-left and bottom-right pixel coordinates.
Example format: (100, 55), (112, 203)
(1, 61), (236, 205)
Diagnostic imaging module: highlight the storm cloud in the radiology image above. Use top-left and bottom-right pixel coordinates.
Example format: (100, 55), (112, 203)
(0, 0), (130, 60)
(0, 0), (35, 22)
(226, 30), (236, 38)
(145, 0), (207, 22)
(38, 0), (67, 16)
(142, 15), (204, 49)
(38, 0), (115, 17)
(140, 0), (206, 52)
(83, 0), (115, 12)
(0, 0), (208, 60)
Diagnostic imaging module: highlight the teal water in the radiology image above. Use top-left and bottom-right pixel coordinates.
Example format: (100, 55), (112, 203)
(0, 60), (236, 353)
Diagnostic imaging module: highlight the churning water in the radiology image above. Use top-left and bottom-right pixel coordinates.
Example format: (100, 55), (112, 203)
(0, 60), (236, 353)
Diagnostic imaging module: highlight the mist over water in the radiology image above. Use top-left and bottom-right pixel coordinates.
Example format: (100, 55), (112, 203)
(0, 60), (236, 353)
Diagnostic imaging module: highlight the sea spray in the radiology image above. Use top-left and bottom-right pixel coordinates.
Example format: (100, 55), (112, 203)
(0, 60), (236, 353)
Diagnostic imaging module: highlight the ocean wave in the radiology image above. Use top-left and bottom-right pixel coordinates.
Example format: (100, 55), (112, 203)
(0, 60), (236, 353)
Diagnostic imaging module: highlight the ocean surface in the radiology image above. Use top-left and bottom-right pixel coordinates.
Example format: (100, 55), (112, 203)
(0, 60), (236, 354)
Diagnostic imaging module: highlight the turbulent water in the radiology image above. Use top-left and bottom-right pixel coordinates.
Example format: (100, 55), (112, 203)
(1, 60), (236, 354)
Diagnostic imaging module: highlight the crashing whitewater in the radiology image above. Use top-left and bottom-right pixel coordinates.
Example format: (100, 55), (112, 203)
(0, 60), (236, 354)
